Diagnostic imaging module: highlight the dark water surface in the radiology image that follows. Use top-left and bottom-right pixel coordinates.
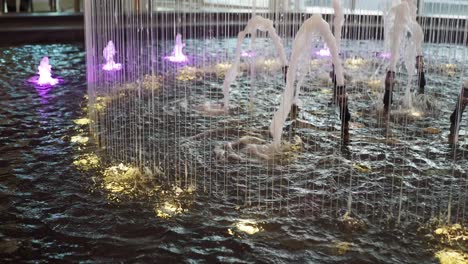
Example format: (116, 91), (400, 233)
(0, 43), (466, 263)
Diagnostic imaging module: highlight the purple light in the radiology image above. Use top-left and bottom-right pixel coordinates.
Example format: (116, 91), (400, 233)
(28, 57), (60, 86)
(378, 52), (391, 59)
(165, 33), (188, 63)
(316, 48), (331, 57)
(241, 51), (256, 58)
(102, 41), (122, 71)
(102, 61), (122, 71)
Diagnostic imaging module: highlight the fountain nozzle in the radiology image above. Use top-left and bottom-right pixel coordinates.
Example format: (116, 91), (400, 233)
(282, 65), (288, 83)
(335, 85), (351, 144)
(416, 55), (426, 94)
(448, 84), (468, 144)
(383, 71), (396, 117)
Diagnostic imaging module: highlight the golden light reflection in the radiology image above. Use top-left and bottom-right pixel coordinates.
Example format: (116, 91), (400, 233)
(258, 59), (280, 71)
(228, 219), (262, 236)
(177, 66), (199, 81)
(94, 96), (109, 111)
(73, 118), (91, 125)
(71, 135), (89, 144)
(440, 64), (458, 77)
(411, 110), (422, 117)
(73, 153), (100, 171)
(101, 163), (195, 217)
(333, 241), (352, 255)
(435, 249), (467, 264)
(320, 88), (333, 94)
(353, 163), (371, 173)
(154, 185), (195, 219)
(367, 79), (382, 89)
(155, 201), (183, 219)
(102, 163), (153, 195)
(345, 58), (365, 70)
(423, 127), (441, 134)
(142, 74), (162, 91)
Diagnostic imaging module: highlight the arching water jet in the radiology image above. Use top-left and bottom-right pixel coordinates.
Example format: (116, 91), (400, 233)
(270, 14), (348, 147)
(222, 15), (288, 113)
(383, 2), (412, 117)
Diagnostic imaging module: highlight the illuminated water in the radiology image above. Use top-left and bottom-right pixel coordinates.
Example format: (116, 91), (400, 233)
(0, 42), (467, 263)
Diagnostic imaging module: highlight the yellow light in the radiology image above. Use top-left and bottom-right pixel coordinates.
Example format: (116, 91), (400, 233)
(73, 153), (100, 171)
(367, 79), (381, 89)
(94, 96), (109, 111)
(334, 242), (352, 255)
(177, 66), (198, 81)
(232, 220), (262, 235)
(71, 135), (89, 144)
(411, 111), (422, 117)
(353, 163), (371, 173)
(423, 127), (441, 134)
(73, 118), (91, 125)
(345, 58), (365, 69)
(155, 201), (183, 219)
(435, 249), (467, 264)
(216, 62), (232, 72)
(259, 59), (280, 71)
(142, 74), (162, 91)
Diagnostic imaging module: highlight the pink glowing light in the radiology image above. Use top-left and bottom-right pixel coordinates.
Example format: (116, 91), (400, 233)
(102, 41), (122, 71)
(165, 33), (188, 63)
(316, 48), (331, 57)
(28, 57), (60, 86)
(241, 51), (256, 58)
(378, 52), (391, 59)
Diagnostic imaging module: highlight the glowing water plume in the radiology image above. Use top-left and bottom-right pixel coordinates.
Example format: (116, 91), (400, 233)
(316, 45), (331, 57)
(270, 14), (344, 147)
(102, 40), (122, 71)
(29, 57), (59, 86)
(378, 52), (392, 59)
(241, 50), (256, 58)
(222, 15), (288, 113)
(165, 33), (188, 63)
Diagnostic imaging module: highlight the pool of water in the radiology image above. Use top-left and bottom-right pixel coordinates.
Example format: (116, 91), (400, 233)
(1, 42), (467, 263)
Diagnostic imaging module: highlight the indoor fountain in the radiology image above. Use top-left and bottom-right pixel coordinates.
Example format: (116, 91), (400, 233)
(77, 0), (468, 262)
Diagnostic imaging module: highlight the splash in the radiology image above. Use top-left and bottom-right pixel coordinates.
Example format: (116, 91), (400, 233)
(270, 14), (344, 147)
(102, 41), (122, 71)
(222, 15), (288, 113)
(28, 57), (60, 88)
(165, 33), (188, 63)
